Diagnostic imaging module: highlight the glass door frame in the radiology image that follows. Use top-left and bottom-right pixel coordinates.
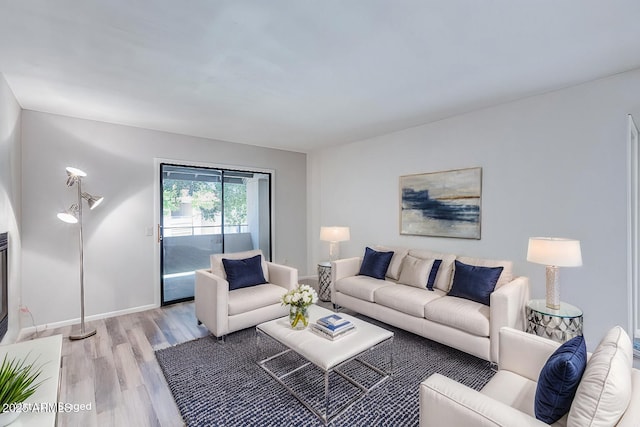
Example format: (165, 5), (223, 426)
(153, 158), (276, 307)
(628, 115), (640, 346)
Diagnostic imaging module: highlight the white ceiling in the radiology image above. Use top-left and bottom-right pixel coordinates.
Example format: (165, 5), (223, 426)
(1, 1), (639, 153)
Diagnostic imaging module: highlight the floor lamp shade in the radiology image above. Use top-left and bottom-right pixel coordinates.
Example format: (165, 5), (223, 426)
(57, 166), (104, 340)
(320, 226), (350, 261)
(527, 237), (582, 309)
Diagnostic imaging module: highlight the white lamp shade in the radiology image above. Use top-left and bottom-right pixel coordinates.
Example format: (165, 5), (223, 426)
(320, 226), (350, 242)
(527, 237), (582, 267)
(82, 192), (104, 210)
(88, 196), (104, 210)
(57, 212), (78, 224)
(66, 167), (87, 177)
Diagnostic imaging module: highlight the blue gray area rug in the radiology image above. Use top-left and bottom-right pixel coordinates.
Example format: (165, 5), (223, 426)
(155, 316), (495, 426)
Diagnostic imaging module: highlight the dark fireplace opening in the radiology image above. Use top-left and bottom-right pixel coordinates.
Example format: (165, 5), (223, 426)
(0, 233), (8, 342)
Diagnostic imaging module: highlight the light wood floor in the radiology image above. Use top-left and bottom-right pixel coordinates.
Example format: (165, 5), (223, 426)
(20, 302), (209, 427)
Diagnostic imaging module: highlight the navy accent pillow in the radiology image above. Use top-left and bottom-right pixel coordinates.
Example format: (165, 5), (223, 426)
(535, 335), (587, 424)
(222, 255), (267, 290)
(426, 259), (442, 291)
(358, 247), (394, 280)
(447, 260), (503, 306)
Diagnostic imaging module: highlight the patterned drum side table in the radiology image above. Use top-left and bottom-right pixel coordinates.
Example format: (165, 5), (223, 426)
(526, 299), (583, 343)
(317, 262), (332, 302)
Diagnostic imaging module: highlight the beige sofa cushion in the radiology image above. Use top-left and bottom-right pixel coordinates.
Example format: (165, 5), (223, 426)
(211, 249), (269, 282)
(408, 249), (457, 292)
(567, 326), (633, 427)
(398, 255), (434, 289)
(374, 245), (408, 280)
(228, 283), (286, 316)
(374, 285), (445, 318)
(456, 256), (513, 288)
(334, 276), (394, 302)
(423, 296), (490, 337)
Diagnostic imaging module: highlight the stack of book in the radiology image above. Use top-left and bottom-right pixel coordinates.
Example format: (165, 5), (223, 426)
(311, 314), (356, 341)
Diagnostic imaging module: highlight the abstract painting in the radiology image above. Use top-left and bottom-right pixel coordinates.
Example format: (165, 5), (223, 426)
(400, 167), (482, 239)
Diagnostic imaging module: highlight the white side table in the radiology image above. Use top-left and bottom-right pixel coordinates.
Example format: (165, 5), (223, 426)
(317, 262), (332, 302)
(526, 299), (583, 343)
(0, 335), (63, 426)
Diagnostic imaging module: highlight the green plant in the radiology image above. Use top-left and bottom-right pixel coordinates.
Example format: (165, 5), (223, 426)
(0, 353), (45, 410)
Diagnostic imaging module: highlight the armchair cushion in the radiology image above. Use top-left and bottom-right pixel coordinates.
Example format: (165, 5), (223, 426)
(227, 283), (288, 316)
(358, 247), (394, 279)
(535, 335), (587, 424)
(568, 326), (633, 427)
(481, 370), (538, 417)
(211, 249), (269, 282)
(448, 260), (503, 306)
(222, 255), (268, 290)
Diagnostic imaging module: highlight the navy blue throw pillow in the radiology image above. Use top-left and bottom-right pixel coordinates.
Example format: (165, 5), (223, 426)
(358, 247), (394, 280)
(426, 259), (442, 291)
(222, 255), (267, 290)
(535, 335), (587, 424)
(447, 260), (503, 306)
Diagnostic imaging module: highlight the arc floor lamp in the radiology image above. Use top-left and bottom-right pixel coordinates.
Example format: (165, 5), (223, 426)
(57, 167), (104, 340)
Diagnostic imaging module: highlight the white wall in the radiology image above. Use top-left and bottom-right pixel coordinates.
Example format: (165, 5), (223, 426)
(21, 111), (306, 327)
(308, 69), (640, 350)
(0, 74), (22, 343)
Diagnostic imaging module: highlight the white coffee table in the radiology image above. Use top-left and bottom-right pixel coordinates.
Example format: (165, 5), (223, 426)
(256, 305), (394, 424)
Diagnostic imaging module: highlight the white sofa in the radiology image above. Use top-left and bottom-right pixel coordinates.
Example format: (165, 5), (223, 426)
(420, 327), (640, 426)
(331, 247), (530, 363)
(195, 249), (297, 338)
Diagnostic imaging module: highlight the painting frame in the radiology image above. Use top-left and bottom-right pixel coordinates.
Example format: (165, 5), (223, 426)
(400, 167), (482, 239)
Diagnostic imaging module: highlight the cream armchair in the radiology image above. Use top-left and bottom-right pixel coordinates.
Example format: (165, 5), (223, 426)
(420, 327), (640, 427)
(195, 250), (297, 338)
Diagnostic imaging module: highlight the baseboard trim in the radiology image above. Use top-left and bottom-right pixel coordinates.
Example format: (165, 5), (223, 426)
(18, 303), (159, 340)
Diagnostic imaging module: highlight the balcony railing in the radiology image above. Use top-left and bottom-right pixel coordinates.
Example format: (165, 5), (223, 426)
(163, 224), (249, 237)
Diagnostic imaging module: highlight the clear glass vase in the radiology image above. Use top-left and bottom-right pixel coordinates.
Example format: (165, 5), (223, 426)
(289, 305), (309, 329)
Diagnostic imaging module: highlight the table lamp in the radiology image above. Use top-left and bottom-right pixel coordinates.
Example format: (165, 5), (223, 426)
(320, 226), (350, 261)
(527, 237), (582, 309)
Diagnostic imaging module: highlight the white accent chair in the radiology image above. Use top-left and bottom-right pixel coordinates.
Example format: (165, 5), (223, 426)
(420, 326), (640, 427)
(195, 250), (297, 339)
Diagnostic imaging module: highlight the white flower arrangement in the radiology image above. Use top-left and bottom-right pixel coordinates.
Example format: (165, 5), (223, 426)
(281, 284), (318, 308)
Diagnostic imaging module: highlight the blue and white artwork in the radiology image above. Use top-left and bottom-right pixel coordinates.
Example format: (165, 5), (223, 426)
(400, 167), (482, 239)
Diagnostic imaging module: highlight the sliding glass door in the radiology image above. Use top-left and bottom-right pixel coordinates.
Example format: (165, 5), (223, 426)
(160, 163), (271, 305)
